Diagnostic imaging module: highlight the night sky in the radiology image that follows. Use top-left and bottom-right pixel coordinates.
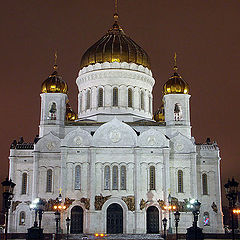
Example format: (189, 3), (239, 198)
(0, 0), (239, 206)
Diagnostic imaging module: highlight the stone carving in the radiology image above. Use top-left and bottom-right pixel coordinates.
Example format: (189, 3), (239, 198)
(147, 136), (156, 146)
(74, 136), (83, 145)
(95, 194), (111, 210)
(211, 202), (218, 213)
(175, 142), (184, 151)
(43, 198), (74, 211)
(11, 201), (21, 211)
(80, 197), (90, 210)
(64, 198), (75, 209)
(109, 130), (121, 143)
(46, 142), (55, 150)
(140, 199), (146, 210)
(122, 196), (135, 211)
(157, 199), (166, 210)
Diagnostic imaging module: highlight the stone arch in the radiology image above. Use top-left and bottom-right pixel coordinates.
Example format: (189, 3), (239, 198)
(62, 127), (92, 147)
(146, 205), (160, 233)
(92, 117), (137, 147)
(101, 197), (128, 234)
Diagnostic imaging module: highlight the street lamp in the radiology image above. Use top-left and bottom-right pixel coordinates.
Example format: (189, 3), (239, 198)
(174, 211), (180, 240)
(1, 178), (16, 240)
(224, 177), (239, 240)
(66, 217), (71, 240)
(168, 194), (172, 233)
(53, 194), (66, 237)
(186, 199), (203, 240)
(162, 217), (167, 240)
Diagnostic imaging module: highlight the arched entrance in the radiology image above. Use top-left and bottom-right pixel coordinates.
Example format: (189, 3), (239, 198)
(70, 206), (83, 233)
(147, 206), (159, 233)
(107, 203), (123, 234)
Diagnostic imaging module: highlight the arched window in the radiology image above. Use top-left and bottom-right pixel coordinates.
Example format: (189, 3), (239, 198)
(174, 103), (182, 121)
(202, 173), (208, 195)
(86, 90), (91, 110)
(21, 173), (27, 195)
(141, 91), (144, 110)
(120, 166), (126, 190)
(203, 212), (210, 226)
(128, 88), (133, 107)
(178, 170), (183, 193)
(112, 166), (118, 190)
(46, 169), (53, 192)
(149, 166), (155, 190)
(19, 211), (26, 225)
(49, 102), (57, 120)
(75, 165), (81, 190)
(98, 88), (103, 107)
(104, 166), (110, 190)
(113, 87), (118, 107)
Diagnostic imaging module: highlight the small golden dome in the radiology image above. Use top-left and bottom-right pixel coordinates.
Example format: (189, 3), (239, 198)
(163, 66), (189, 95)
(154, 104), (165, 122)
(80, 20), (150, 69)
(66, 103), (77, 121)
(41, 65), (68, 94)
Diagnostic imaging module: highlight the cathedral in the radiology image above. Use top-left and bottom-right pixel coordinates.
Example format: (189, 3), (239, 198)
(8, 10), (223, 235)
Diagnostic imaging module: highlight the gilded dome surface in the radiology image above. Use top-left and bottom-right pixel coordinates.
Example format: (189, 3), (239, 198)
(41, 66), (68, 94)
(66, 103), (77, 121)
(154, 104), (165, 122)
(163, 67), (189, 95)
(80, 20), (150, 69)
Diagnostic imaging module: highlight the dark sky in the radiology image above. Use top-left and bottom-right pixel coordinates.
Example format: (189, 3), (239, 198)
(0, 0), (239, 205)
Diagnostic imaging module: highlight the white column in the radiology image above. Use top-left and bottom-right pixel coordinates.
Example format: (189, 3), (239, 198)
(105, 85), (112, 107)
(119, 85), (127, 108)
(134, 87), (140, 110)
(32, 151), (40, 199)
(82, 89), (86, 112)
(60, 148), (68, 197)
(92, 86), (97, 110)
(190, 153), (198, 198)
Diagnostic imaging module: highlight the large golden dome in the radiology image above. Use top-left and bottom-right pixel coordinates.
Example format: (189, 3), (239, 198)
(163, 66), (189, 95)
(41, 65), (68, 94)
(80, 16), (150, 69)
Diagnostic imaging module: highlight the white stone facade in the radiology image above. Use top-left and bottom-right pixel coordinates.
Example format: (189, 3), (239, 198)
(8, 62), (224, 234)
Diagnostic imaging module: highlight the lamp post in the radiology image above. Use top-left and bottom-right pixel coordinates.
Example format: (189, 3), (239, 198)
(1, 178), (16, 240)
(66, 217), (71, 240)
(224, 177), (239, 240)
(162, 217), (167, 240)
(186, 199), (203, 240)
(168, 194), (172, 233)
(174, 211), (180, 240)
(53, 194), (66, 238)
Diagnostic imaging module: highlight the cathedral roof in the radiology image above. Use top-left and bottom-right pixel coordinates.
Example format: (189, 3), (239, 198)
(41, 65), (68, 94)
(80, 14), (150, 70)
(163, 54), (189, 95)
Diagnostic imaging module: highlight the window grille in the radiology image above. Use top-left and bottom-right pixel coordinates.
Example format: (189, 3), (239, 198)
(21, 173), (27, 195)
(86, 90), (91, 109)
(113, 88), (118, 107)
(98, 88), (103, 107)
(112, 166), (118, 190)
(75, 165), (81, 190)
(128, 89), (133, 107)
(120, 166), (126, 190)
(178, 170), (183, 193)
(19, 211), (25, 225)
(202, 173), (208, 195)
(141, 91), (144, 110)
(104, 166), (110, 190)
(149, 166), (155, 190)
(46, 169), (53, 192)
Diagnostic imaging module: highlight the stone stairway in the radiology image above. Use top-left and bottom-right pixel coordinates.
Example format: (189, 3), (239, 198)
(66, 234), (163, 240)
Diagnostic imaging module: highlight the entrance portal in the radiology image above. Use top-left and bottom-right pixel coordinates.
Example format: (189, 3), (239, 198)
(107, 203), (123, 234)
(147, 206), (159, 233)
(70, 206), (83, 234)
